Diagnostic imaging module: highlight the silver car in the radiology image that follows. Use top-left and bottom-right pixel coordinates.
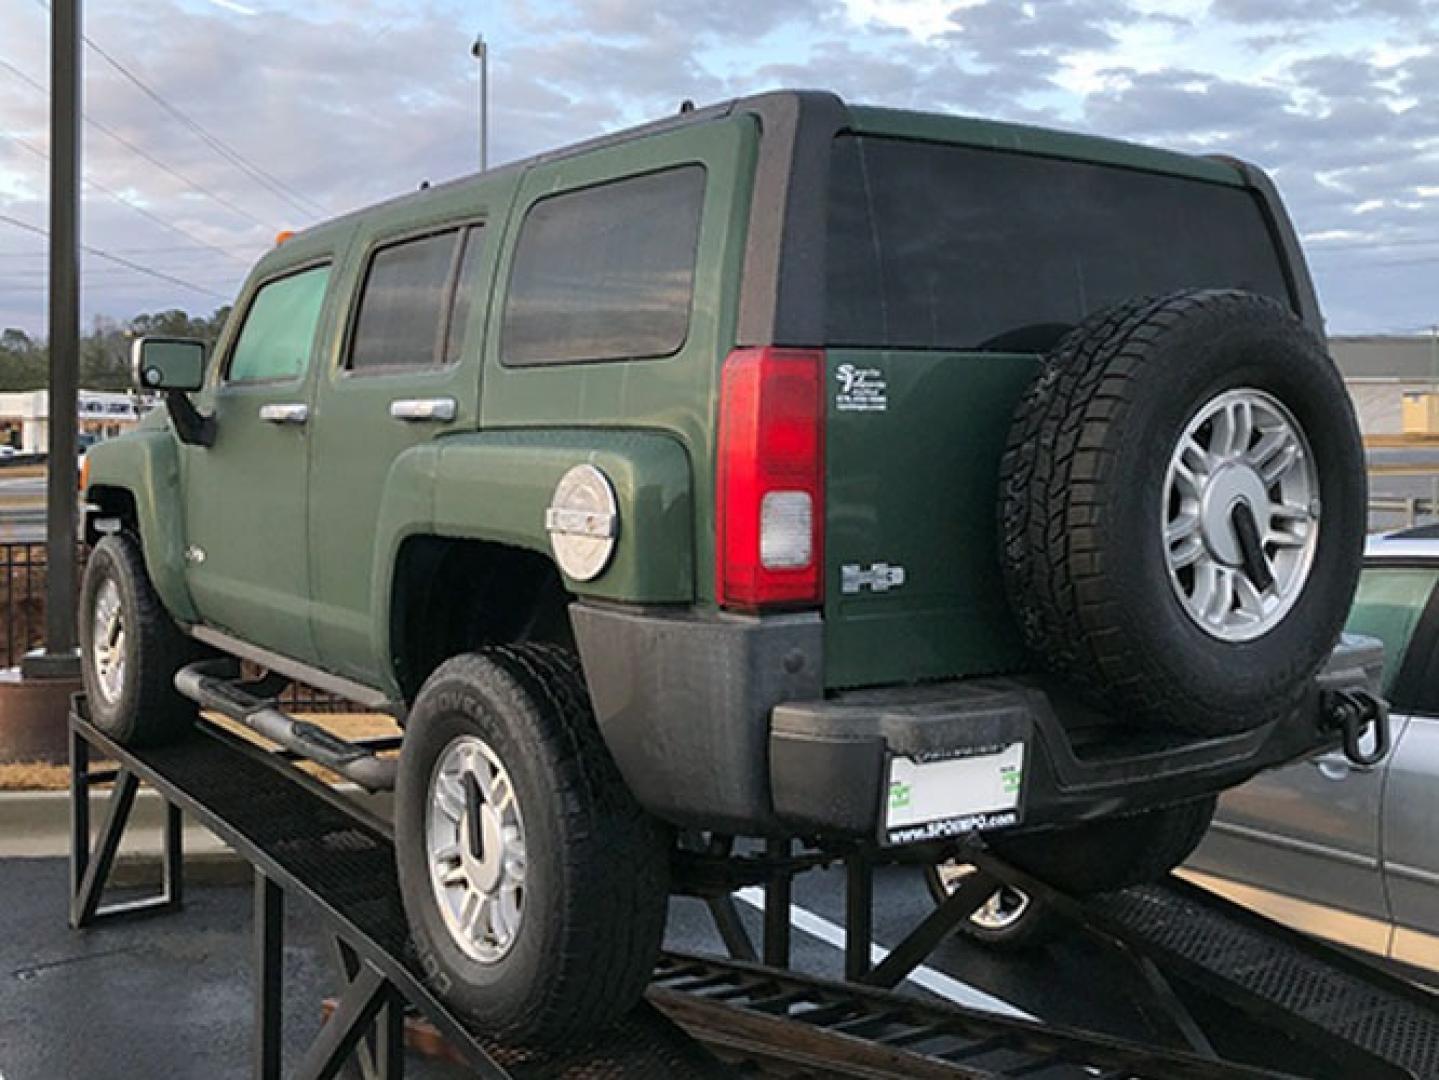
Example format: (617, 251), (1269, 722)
(931, 530), (1430, 962)
(1187, 527), (1439, 971)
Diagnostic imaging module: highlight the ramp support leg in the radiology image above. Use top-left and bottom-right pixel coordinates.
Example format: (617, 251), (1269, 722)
(69, 717), (184, 929)
(844, 854), (873, 980)
(254, 870), (284, 1080)
(860, 866), (999, 989)
(762, 837), (792, 968)
(332, 937), (405, 1080)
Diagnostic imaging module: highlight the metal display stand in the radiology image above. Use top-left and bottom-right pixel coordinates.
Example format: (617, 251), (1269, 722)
(68, 700), (1439, 1079)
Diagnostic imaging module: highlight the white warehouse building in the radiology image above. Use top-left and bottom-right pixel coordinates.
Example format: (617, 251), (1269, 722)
(0, 389), (146, 454)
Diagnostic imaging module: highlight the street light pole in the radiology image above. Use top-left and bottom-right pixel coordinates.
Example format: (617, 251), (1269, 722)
(30, 0), (81, 675)
(471, 34), (488, 171)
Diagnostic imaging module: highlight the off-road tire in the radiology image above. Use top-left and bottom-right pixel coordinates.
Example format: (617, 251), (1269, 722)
(1000, 289), (1365, 735)
(78, 533), (199, 746)
(394, 644), (670, 1044)
(987, 797), (1217, 896)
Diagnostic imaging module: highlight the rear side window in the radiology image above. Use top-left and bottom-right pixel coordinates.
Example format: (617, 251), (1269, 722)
(227, 264), (331, 383)
(501, 166), (705, 366)
(349, 226), (484, 373)
(827, 136), (1292, 353)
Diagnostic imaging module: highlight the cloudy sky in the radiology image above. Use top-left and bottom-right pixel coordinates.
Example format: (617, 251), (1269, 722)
(0, 0), (1437, 337)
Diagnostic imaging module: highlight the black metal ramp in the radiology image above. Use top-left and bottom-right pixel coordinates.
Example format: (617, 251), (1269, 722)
(1087, 880), (1439, 1080)
(70, 711), (725, 1080)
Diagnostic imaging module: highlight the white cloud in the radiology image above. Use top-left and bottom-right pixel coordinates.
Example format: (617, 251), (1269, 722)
(1, 0), (1436, 334)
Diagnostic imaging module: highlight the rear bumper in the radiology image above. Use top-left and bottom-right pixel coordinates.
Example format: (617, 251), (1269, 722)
(570, 602), (1384, 843)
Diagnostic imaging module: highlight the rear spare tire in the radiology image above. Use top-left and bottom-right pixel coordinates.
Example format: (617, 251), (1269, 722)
(1000, 290), (1364, 735)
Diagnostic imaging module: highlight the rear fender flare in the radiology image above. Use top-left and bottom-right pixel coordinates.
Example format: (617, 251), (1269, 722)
(371, 429), (694, 693)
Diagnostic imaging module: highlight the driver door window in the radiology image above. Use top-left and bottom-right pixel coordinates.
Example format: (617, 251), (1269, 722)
(227, 265), (331, 383)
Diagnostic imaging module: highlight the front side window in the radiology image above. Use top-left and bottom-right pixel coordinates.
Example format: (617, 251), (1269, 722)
(501, 166), (705, 366)
(227, 264), (332, 383)
(349, 230), (470, 372)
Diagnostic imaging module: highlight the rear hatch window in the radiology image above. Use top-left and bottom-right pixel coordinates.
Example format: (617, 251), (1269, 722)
(827, 135), (1292, 354)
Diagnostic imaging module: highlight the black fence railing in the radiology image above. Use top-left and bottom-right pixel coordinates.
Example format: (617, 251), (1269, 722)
(0, 541), (53, 671)
(0, 540), (362, 714)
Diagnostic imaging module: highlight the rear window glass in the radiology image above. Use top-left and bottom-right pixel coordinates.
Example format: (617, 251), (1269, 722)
(827, 135), (1292, 353)
(501, 166), (705, 366)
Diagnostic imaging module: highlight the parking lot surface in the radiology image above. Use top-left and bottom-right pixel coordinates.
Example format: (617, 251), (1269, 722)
(0, 854), (1170, 1079)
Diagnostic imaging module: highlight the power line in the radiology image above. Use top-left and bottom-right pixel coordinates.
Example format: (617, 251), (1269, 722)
(0, 55), (277, 230)
(27, 0), (331, 221)
(0, 211), (231, 300)
(0, 130), (250, 266)
(0, 243), (262, 259)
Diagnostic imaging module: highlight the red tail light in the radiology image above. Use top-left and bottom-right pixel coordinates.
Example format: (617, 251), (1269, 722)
(716, 346), (825, 611)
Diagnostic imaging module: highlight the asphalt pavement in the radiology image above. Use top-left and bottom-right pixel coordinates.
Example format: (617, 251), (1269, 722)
(0, 848), (1180, 1080)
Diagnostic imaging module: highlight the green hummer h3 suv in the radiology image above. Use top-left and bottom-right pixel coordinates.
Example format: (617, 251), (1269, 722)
(82, 90), (1383, 1042)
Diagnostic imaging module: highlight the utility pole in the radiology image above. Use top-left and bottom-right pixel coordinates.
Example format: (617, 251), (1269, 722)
(27, 0), (81, 676)
(471, 34), (488, 171)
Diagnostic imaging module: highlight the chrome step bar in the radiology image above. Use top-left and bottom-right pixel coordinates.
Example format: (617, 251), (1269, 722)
(174, 659), (397, 792)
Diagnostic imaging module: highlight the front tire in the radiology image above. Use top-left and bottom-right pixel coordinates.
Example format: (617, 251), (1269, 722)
(924, 862), (1053, 950)
(78, 534), (198, 746)
(394, 645), (669, 1044)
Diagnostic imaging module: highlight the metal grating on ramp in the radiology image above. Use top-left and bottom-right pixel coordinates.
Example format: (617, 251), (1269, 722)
(1090, 881), (1439, 1080)
(114, 723), (727, 1079)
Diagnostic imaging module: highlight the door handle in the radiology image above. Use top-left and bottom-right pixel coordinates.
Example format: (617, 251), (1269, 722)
(1313, 754), (1375, 780)
(389, 397), (457, 422)
(258, 403), (309, 424)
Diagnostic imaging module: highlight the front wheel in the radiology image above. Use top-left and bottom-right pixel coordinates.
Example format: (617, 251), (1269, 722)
(924, 862), (1052, 950)
(394, 644), (669, 1044)
(78, 534), (198, 746)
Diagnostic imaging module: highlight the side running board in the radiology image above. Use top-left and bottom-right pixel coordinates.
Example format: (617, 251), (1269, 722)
(174, 659), (397, 792)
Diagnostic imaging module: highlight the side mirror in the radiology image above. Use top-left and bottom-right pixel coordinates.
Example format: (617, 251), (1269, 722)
(131, 337), (206, 393)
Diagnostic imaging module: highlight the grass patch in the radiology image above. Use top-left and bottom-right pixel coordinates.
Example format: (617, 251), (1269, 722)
(0, 760), (70, 790)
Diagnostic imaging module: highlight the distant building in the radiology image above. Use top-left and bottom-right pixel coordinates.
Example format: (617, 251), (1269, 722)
(0, 389), (146, 454)
(1331, 335), (1439, 435)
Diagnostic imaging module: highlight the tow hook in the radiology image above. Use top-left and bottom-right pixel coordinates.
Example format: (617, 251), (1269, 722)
(1322, 688), (1390, 767)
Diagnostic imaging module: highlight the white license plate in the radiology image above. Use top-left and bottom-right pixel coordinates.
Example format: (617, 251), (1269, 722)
(884, 742), (1025, 845)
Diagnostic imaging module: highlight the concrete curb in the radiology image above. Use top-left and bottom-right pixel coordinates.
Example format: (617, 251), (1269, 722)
(0, 785), (392, 886)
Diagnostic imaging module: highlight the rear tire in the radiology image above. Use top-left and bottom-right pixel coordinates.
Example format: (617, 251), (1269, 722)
(987, 797), (1216, 896)
(394, 644), (669, 1044)
(78, 534), (198, 746)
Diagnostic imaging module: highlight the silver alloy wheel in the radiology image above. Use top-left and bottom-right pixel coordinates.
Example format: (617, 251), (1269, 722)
(1162, 387), (1320, 643)
(425, 734), (527, 964)
(90, 577), (126, 704)
(937, 862), (1032, 932)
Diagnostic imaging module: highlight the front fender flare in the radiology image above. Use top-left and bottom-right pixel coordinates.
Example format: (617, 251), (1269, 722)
(84, 430), (198, 623)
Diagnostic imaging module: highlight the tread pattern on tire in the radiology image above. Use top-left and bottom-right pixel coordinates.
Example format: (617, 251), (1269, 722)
(80, 533), (197, 746)
(420, 644), (668, 1042)
(989, 797), (1217, 896)
(1000, 289), (1330, 732)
